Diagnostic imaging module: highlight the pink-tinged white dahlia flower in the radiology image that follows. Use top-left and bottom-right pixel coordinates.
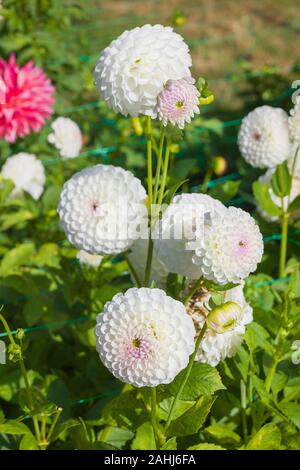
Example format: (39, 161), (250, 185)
(186, 284), (253, 366)
(153, 193), (227, 279)
(193, 207), (264, 284)
(95, 287), (195, 387)
(256, 169), (300, 222)
(48, 117), (82, 159)
(94, 24), (192, 117)
(1, 152), (45, 200)
(76, 250), (103, 268)
(0, 55), (55, 143)
(127, 238), (168, 288)
(57, 164), (147, 255)
(238, 106), (290, 168)
(156, 78), (200, 129)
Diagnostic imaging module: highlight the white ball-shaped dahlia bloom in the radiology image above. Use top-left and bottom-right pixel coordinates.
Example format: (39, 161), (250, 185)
(186, 284), (252, 366)
(48, 117), (82, 159)
(153, 193), (227, 278)
(76, 250), (103, 268)
(238, 106), (291, 168)
(94, 24), (192, 117)
(95, 287), (195, 387)
(193, 207), (264, 284)
(127, 237), (168, 288)
(256, 169), (300, 222)
(57, 164), (147, 255)
(289, 103), (300, 145)
(1, 152), (45, 200)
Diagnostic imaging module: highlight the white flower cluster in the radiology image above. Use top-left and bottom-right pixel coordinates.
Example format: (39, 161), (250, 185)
(1, 152), (45, 200)
(48, 117), (82, 159)
(94, 24), (192, 119)
(238, 106), (291, 169)
(186, 284), (252, 366)
(95, 288), (195, 387)
(153, 194), (263, 284)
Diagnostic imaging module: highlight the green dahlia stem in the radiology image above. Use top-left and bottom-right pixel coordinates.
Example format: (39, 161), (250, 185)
(153, 126), (165, 205)
(0, 314), (41, 443)
(279, 210), (289, 278)
(146, 116), (153, 208)
(150, 387), (164, 449)
(125, 254), (142, 287)
(183, 277), (203, 305)
(47, 407), (63, 443)
(165, 323), (208, 431)
(143, 237), (154, 287)
(265, 356), (279, 393)
(157, 138), (171, 208)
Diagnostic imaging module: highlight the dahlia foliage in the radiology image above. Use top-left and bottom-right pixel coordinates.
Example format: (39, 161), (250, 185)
(0, 55), (55, 143)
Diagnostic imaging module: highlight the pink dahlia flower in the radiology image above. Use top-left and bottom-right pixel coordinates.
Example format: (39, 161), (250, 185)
(156, 78), (200, 129)
(0, 55), (55, 143)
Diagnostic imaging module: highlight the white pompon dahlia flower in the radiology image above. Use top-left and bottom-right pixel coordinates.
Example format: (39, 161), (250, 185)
(153, 193), (226, 279)
(94, 24), (192, 117)
(48, 117), (82, 159)
(76, 250), (103, 268)
(193, 207), (264, 284)
(57, 164), (147, 255)
(186, 284), (252, 366)
(1, 152), (45, 200)
(256, 169), (300, 222)
(238, 106), (291, 168)
(95, 288), (195, 387)
(156, 78), (200, 129)
(289, 103), (300, 145)
(127, 238), (168, 288)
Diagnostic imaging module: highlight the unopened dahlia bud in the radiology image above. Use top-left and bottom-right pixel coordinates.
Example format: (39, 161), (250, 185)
(156, 78), (200, 129)
(212, 155), (228, 176)
(206, 301), (242, 334)
(94, 24), (192, 117)
(186, 284), (252, 366)
(238, 106), (290, 168)
(95, 288), (195, 387)
(57, 164), (147, 255)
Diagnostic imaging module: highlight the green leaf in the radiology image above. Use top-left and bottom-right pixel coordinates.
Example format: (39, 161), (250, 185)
(0, 210), (36, 231)
(188, 442), (225, 450)
(161, 437), (177, 450)
(246, 423), (281, 450)
(0, 243), (35, 276)
(131, 422), (156, 450)
(173, 159), (197, 179)
(288, 195), (300, 213)
(19, 432), (39, 450)
(167, 395), (216, 437)
(245, 322), (274, 355)
(252, 181), (281, 217)
(271, 162), (292, 197)
(279, 402), (300, 429)
(50, 419), (80, 441)
(30, 243), (60, 269)
(167, 363), (225, 401)
(164, 179), (189, 205)
(204, 424), (241, 447)
(98, 426), (134, 449)
(0, 420), (31, 435)
(288, 268), (300, 299)
(209, 180), (240, 203)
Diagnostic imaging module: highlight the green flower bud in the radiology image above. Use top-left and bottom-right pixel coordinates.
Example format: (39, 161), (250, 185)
(212, 155), (228, 176)
(15, 328), (25, 341)
(8, 343), (22, 362)
(206, 301), (242, 334)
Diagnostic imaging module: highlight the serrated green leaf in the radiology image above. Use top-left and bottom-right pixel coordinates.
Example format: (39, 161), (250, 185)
(245, 322), (274, 355)
(288, 195), (300, 213)
(167, 395), (216, 437)
(246, 423), (281, 450)
(0, 420), (31, 435)
(204, 424), (241, 447)
(0, 243), (35, 277)
(19, 432), (39, 450)
(131, 421), (156, 450)
(167, 363), (225, 401)
(278, 402), (300, 429)
(161, 437), (177, 450)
